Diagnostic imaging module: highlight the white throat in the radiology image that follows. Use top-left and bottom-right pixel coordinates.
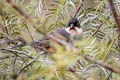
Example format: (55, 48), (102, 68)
(65, 27), (83, 35)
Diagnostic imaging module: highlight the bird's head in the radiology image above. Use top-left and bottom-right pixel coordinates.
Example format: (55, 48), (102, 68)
(65, 18), (83, 37)
(67, 18), (81, 29)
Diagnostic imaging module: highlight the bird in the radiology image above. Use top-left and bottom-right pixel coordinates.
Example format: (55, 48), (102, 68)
(1, 18), (83, 54)
(0, 18), (83, 54)
(64, 17), (83, 41)
(31, 18), (83, 54)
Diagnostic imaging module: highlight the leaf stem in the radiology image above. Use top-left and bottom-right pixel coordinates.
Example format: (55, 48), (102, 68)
(103, 33), (119, 61)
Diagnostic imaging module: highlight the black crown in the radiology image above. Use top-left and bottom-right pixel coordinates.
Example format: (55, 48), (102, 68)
(67, 18), (80, 27)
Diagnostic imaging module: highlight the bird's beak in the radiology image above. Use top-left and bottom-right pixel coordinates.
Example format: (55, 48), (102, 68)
(70, 23), (74, 28)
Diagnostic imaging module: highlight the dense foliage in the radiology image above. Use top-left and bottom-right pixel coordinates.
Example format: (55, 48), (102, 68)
(0, 0), (120, 80)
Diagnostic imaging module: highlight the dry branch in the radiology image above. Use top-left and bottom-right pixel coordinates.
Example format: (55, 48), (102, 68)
(84, 55), (120, 75)
(109, 0), (120, 33)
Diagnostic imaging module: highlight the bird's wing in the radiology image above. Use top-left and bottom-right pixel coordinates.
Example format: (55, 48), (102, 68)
(31, 28), (71, 53)
(56, 28), (70, 42)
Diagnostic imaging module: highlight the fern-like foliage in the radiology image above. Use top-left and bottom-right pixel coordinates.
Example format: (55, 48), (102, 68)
(0, 0), (120, 80)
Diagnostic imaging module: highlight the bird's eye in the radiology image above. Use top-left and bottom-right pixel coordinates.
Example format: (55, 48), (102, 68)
(72, 22), (76, 26)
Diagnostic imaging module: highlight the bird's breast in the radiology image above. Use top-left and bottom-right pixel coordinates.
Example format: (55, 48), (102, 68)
(65, 27), (83, 40)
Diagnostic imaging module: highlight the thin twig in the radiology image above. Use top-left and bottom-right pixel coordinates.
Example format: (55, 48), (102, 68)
(0, 37), (26, 48)
(0, 23), (9, 35)
(0, 48), (35, 59)
(6, 0), (39, 30)
(6, 0), (28, 19)
(0, 48), (34, 74)
(6, 0), (42, 54)
(103, 33), (119, 61)
(25, 24), (38, 54)
(17, 59), (36, 74)
(89, 23), (104, 40)
(19, 58), (29, 72)
(74, 3), (83, 18)
(13, 56), (17, 72)
(107, 71), (112, 80)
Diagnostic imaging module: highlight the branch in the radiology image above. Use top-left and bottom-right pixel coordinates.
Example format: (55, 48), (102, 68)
(103, 33), (119, 61)
(0, 37), (26, 48)
(6, 0), (43, 54)
(89, 23), (104, 39)
(17, 59), (36, 74)
(48, 34), (79, 52)
(84, 55), (120, 75)
(6, 0), (28, 19)
(108, 0), (120, 33)
(74, 2), (83, 18)
(0, 48), (35, 59)
(12, 56), (17, 72)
